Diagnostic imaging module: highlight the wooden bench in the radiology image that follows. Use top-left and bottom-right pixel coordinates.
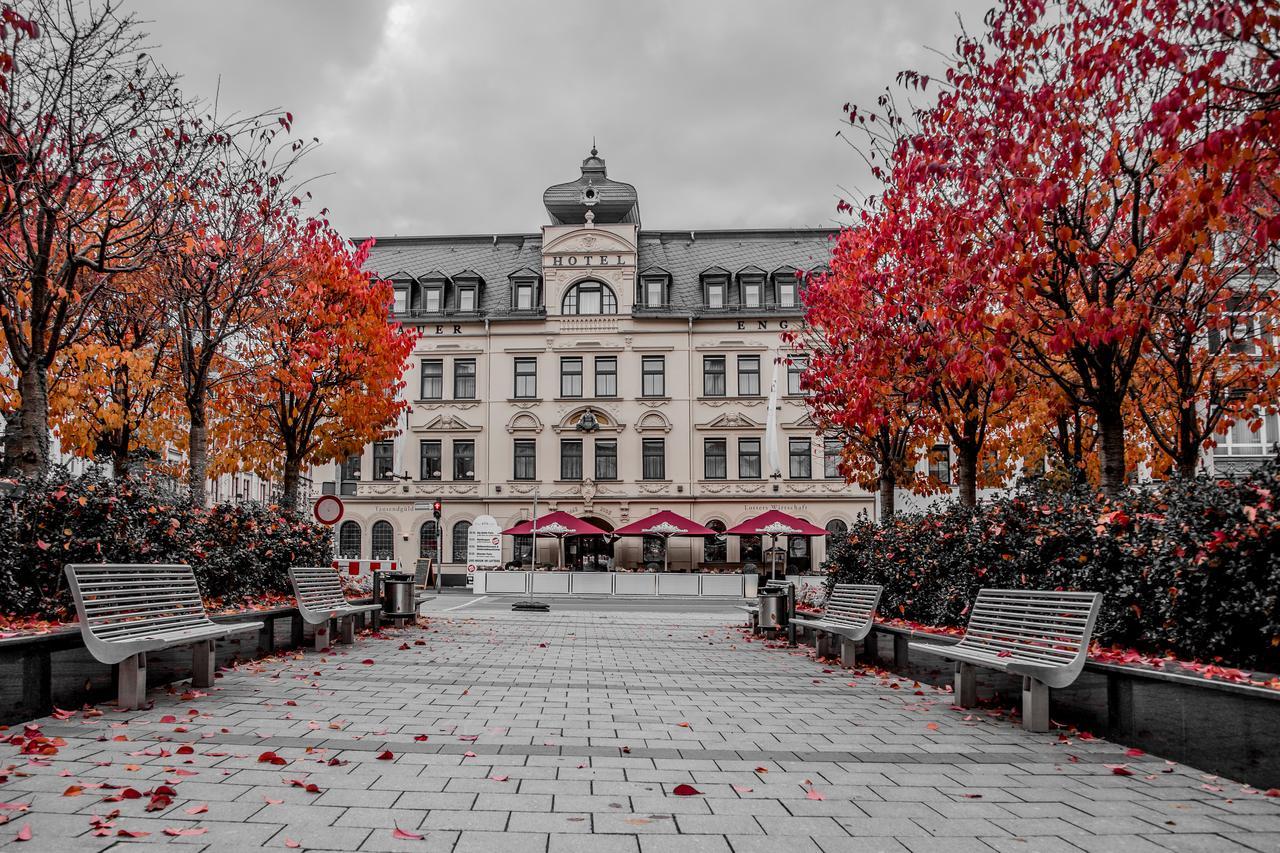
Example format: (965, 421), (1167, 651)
(289, 566), (383, 650)
(910, 588), (1103, 731)
(792, 583), (882, 667)
(64, 564), (264, 711)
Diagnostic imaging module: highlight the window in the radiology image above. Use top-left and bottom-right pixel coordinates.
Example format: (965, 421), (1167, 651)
(423, 286), (443, 313)
(642, 535), (665, 567)
(704, 519), (727, 563)
(642, 356), (665, 397)
(419, 440), (442, 480)
(453, 440), (475, 480)
(339, 454), (360, 495)
(929, 444), (952, 484)
(512, 534), (533, 566)
(457, 286), (477, 313)
(514, 358), (537, 398)
(452, 520), (471, 562)
(741, 535), (762, 564)
(824, 438), (843, 479)
(787, 536), (811, 573)
(789, 438), (812, 479)
(595, 356), (617, 397)
(738, 356), (761, 396)
(419, 520), (438, 560)
(513, 439), (536, 480)
(595, 439), (618, 480)
(742, 277), (762, 308)
(642, 438), (665, 480)
(787, 357), (807, 395)
(562, 280), (617, 315)
(703, 356), (726, 396)
(393, 287), (408, 314)
(643, 277), (665, 307)
(514, 281), (536, 310)
(705, 277), (726, 308)
(561, 357), (583, 397)
(337, 521), (361, 558)
(704, 438), (727, 479)
(825, 519), (848, 543)
(561, 439), (583, 480)
(1220, 413), (1280, 456)
(777, 276), (798, 308)
(371, 520), (395, 560)
(454, 359), (476, 399)
(420, 359), (443, 399)
(739, 438), (761, 479)
(373, 441), (395, 480)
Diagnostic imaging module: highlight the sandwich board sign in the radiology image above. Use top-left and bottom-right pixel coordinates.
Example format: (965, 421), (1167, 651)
(466, 514), (502, 587)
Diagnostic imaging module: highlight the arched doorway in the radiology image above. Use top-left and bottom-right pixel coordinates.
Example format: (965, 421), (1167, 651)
(564, 516), (614, 571)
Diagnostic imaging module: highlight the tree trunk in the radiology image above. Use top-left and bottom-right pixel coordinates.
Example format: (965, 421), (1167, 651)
(9, 366), (51, 478)
(955, 443), (979, 508)
(281, 456), (302, 511)
(188, 410), (208, 506)
(1175, 402), (1201, 478)
(878, 473), (896, 522)
(1097, 403), (1127, 496)
(2, 410), (21, 477)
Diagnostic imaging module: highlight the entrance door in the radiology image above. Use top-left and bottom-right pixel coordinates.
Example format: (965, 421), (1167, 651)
(564, 516), (614, 571)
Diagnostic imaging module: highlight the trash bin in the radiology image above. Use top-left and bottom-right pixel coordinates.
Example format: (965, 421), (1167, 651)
(757, 589), (788, 631)
(381, 572), (416, 618)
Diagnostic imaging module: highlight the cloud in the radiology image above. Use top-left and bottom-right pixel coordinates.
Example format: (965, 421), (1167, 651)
(123, 0), (992, 237)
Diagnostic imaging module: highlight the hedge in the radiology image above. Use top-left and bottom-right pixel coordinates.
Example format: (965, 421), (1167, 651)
(0, 471), (333, 622)
(824, 456), (1280, 672)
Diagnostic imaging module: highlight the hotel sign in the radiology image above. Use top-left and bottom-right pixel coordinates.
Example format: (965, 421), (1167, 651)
(549, 254), (632, 267)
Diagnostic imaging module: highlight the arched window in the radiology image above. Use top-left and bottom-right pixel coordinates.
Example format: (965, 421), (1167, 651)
(824, 519), (848, 542)
(452, 520), (472, 562)
(641, 535), (665, 569)
(337, 521), (361, 558)
(419, 520), (439, 560)
(703, 519), (727, 563)
(562, 280), (617, 315)
(371, 520), (395, 561)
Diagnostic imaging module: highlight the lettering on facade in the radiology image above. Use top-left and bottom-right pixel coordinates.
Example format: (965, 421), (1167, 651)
(431, 325), (465, 335)
(550, 255), (631, 267)
(736, 320), (790, 331)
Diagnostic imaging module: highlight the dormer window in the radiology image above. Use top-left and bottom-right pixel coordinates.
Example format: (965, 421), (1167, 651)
(742, 278), (762, 308)
(515, 282), (535, 309)
(775, 270), (799, 308)
(392, 285), (409, 314)
(423, 285), (443, 313)
(701, 270), (729, 309)
(508, 269), (542, 311)
(458, 286), (477, 313)
(638, 266), (671, 310)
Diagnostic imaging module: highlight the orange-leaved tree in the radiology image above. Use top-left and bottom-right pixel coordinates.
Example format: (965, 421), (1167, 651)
(216, 220), (416, 509)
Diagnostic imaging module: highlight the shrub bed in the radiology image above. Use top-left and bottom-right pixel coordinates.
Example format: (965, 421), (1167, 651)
(824, 457), (1280, 672)
(0, 471), (332, 623)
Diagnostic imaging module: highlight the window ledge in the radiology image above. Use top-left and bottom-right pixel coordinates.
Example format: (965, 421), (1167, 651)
(508, 398), (543, 403)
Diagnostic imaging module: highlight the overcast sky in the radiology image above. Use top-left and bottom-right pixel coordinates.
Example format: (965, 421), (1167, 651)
(124, 0), (992, 238)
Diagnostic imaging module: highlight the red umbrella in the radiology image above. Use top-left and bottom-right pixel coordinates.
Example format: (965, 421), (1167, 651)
(612, 510), (716, 573)
(502, 511), (607, 570)
(727, 510), (826, 580)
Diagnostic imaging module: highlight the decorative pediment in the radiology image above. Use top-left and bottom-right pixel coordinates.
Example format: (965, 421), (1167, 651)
(698, 412), (763, 431)
(788, 413), (817, 429)
(635, 411), (672, 434)
(507, 412), (544, 434)
(543, 228), (635, 255)
(415, 414), (481, 433)
(552, 406), (625, 434)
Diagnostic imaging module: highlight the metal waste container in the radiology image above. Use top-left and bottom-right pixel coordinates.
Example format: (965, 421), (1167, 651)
(381, 572), (416, 618)
(757, 589), (788, 631)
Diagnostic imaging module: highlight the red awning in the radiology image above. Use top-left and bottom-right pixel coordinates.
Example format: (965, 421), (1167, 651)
(612, 510), (716, 538)
(501, 511), (608, 538)
(726, 509), (826, 537)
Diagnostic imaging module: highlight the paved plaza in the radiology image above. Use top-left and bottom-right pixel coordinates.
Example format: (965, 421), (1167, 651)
(4, 602), (1279, 852)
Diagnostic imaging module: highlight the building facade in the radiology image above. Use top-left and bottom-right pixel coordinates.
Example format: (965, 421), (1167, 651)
(312, 149), (875, 582)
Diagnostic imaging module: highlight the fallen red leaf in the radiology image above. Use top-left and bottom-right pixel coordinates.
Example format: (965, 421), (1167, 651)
(163, 827), (207, 836)
(672, 784), (703, 796)
(376, 750), (395, 761)
(392, 825), (425, 840)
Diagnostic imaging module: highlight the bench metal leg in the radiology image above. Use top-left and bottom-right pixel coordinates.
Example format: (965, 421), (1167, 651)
(893, 634), (910, 669)
(339, 615), (355, 644)
(290, 614), (305, 648)
(1022, 676), (1050, 732)
(371, 611), (382, 631)
(955, 662), (977, 707)
(119, 652), (147, 710)
(258, 618), (276, 654)
(192, 640), (215, 688)
(839, 637), (857, 668)
(313, 622), (329, 652)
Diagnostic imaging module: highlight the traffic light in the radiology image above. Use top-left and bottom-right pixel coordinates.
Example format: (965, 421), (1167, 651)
(432, 499), (442, 521)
